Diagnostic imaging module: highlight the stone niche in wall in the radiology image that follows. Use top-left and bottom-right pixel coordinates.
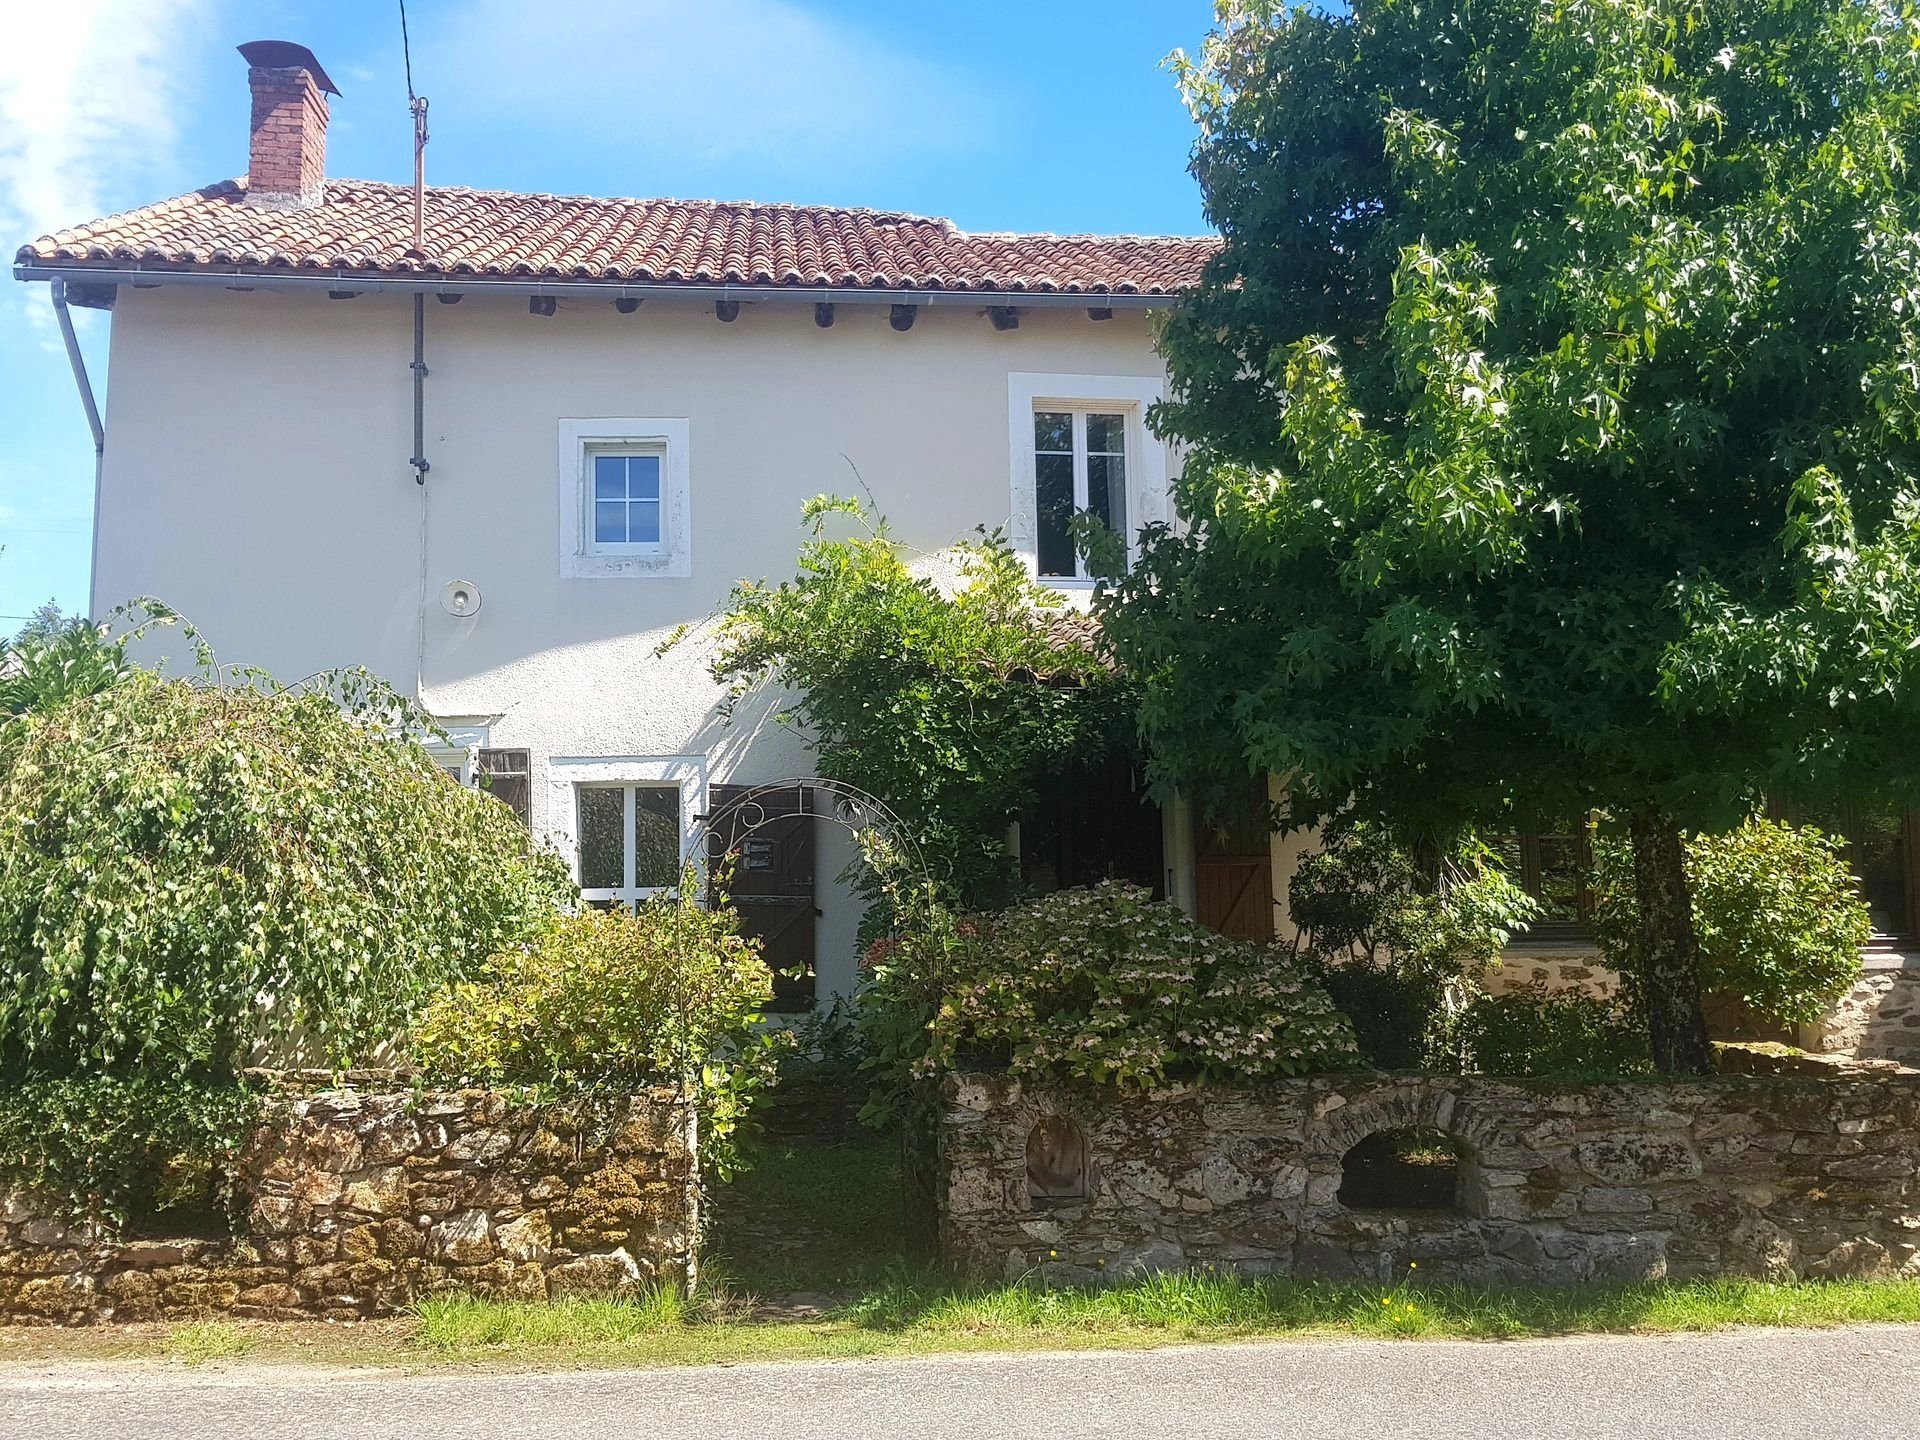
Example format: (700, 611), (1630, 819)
(0, 1083), (698, 1325)
(939, 1071), (1920, 1286)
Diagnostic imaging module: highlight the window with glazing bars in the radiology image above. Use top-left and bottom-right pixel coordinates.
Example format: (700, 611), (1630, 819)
(1034, 409), (1128, 579)
(576, 783), (681, 907)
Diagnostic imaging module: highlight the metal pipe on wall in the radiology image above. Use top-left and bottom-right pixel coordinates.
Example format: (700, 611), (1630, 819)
(410, 290), (431, 701)
(410, 292), (429, 485)
(50, 277), (107, 618)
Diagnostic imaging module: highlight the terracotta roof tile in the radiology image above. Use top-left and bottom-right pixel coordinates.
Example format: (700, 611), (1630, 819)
(17, 179), (1217, 297)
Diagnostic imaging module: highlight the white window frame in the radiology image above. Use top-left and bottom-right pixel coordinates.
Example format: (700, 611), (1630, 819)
(422, 720), (494, 784)
(557, 418), (692, 578)
(545, 755), (707, 905)
(1008, 373), (1169, 589)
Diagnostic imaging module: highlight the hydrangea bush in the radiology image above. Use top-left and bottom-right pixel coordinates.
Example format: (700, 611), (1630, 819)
(920, 881), (1362, 1087)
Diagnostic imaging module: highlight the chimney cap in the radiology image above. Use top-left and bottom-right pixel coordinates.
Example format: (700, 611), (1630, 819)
(237, 40), (340, 96)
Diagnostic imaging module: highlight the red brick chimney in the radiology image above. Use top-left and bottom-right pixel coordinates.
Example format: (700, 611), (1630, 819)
(237, 41), (339, 209)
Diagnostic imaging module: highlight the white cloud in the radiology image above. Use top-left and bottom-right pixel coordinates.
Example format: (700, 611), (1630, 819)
(0, 0), (211, 345)
(0, 0), (212, 245)
(424, 0), (996, 179)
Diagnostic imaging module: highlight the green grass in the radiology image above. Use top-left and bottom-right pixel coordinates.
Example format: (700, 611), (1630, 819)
(4, 1273), (1919, 1375)
(394, 1273), (1920, 1367)
(415, 1290), (690, 1350)
(837, 1271), (1920, 1341)
(160, 1320), (252, 1365)
(704, 1132), (904, 1293)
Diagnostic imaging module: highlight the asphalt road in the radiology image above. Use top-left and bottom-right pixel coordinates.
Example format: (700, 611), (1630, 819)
(4, 1327), (1917, 1440)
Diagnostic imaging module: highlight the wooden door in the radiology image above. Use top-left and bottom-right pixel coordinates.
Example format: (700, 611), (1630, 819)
(1195, 800), (1275, 940)
(707, 785), (818, 1011)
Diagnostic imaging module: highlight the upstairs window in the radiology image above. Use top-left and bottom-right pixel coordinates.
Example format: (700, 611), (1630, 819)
(558, 419), (691, 578)
(1034, 409), (1128, 580)
(577, 783), (682, 907)
(590, 450), (664, 552)
(1008, 374), (1169, 588)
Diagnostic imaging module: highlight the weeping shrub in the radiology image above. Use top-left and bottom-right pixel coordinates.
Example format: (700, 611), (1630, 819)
(0, 668), (573, 1079)
(0, 1074), (265, 1232)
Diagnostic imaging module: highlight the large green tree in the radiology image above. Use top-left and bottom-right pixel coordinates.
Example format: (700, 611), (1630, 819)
(1099, 0), (1920, 1071)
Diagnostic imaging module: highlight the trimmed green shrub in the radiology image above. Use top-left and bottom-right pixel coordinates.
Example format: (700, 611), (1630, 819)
(409, 883), (787, 1174)
(1289, 819), (1537, 1067)
(922, 881), (1362, 1087)
(1592, 817), (1870, 1025)
(0, 668), (572, 1078)
(0, 614), (129, 722)
(1455, 985), (1650, 1080)
(1310, 965), (1448, 1071)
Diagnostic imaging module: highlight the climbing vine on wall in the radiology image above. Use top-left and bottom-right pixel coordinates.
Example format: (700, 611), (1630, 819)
(705, 496), (1136, 909)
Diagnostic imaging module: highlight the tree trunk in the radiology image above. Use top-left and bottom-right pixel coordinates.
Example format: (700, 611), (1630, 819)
(1626, 805), (1715, 1076)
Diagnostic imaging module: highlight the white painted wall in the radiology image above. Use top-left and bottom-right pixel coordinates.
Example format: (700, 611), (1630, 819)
(92, 286), (1171, 1000)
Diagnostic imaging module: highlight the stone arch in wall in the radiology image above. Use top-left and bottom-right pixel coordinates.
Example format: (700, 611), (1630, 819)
(1307, 1086), (1502, 1217)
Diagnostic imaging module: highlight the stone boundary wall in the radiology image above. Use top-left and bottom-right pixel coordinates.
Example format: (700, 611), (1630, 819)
(1487, 949), (1920, 1064)
(941, 1071), (1920, 1286)
(1799, 958), (1920, 1065)
(0, 1085), (697, 1325)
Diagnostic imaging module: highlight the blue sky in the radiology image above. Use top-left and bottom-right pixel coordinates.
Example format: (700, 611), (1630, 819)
(0, 0), (1215, 626)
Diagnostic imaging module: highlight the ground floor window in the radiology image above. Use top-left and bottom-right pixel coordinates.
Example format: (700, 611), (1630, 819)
(1775, 799), (1919, 945)
(546, 755), (705, 911)
(1496, 803), (1918, 951)
(577, 783), (682, 907)
(1491, 830), (1594, 940)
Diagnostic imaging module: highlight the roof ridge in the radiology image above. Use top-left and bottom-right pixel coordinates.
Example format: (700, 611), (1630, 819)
(956, 227), (1216, 246)
(317, 177), (955, 229)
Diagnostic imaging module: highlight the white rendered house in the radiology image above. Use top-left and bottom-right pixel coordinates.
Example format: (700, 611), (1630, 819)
(13, 41), (1269, 1005)
(25, 43), (1920, 1027)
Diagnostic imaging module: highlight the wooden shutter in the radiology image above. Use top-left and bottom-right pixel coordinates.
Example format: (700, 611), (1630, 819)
(476, 748), (532, 827)
(707, 784), (818, 1011)
(1195, 841), (1275, 939)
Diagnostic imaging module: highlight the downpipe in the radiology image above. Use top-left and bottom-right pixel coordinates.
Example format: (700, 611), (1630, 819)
(50, 277), (106, 615)
(411, 291), (431, 700)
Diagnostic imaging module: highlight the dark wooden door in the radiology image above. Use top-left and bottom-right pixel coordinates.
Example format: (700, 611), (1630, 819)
(707, 784), (818, 1011)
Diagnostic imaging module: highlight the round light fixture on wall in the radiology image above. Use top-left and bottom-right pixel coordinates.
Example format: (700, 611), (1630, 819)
(440, 579), (483, 618)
